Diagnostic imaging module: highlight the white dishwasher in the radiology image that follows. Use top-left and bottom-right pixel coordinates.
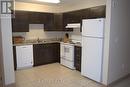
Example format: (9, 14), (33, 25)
(60, 43), (75, 69)
(16, 45), (33, 69)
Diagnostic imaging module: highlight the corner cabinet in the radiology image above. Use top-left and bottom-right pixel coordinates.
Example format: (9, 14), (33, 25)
(33, 43), (60, 66)
(12, 11), (29, 32)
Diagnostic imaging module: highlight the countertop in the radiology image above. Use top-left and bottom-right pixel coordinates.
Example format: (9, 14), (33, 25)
(13, 40), (82, 47)
(13, 41), (60, 46)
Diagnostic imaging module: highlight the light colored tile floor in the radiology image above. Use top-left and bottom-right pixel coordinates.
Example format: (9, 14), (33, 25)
(15, 63), (105, 87)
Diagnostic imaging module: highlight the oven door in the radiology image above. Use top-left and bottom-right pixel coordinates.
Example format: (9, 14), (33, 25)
(64, 45), (74, 61)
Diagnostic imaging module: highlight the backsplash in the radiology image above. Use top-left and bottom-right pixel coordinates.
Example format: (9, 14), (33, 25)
(69, 28), (82, 43)
(13, 24), (64, 40)
(12, 24), (82, 42)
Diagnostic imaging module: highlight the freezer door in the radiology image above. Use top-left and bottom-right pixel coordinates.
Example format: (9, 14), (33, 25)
(82, 18), (105, 38)
(81, 37), (103, 82)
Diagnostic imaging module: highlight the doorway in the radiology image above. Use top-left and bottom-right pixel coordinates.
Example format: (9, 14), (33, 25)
(0, 18), (4, 87)
(0, 63), (3, 87)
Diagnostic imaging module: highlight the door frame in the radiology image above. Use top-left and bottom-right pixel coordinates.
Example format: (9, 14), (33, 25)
(0, 16), (5, 87)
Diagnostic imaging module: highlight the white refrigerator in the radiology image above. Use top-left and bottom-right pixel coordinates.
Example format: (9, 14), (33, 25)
(81, 18), (105, 82)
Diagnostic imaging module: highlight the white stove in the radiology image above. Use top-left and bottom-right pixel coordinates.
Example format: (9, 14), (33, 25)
(60, 42), (75, 69)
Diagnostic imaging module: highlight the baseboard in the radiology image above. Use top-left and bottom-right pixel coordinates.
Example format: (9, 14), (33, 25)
(108, 74), (130, 87)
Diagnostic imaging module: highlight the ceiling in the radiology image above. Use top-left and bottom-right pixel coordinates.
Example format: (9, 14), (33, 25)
(15, 0), (82, 6)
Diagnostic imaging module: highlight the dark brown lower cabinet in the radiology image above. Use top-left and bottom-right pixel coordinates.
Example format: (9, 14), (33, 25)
(13, 46), (17, 70)
(74, 46), (82, 72)
(33, 43), (60, 66)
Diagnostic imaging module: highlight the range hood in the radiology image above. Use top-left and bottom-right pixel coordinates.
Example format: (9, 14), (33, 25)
(65, 23), (81, 28)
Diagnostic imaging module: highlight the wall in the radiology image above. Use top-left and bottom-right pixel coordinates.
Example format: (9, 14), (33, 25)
(107, 0), (130, 84)
(102, 0), (111, 85)
(0, 13), (5, 87)
(129, 1), (130, 75)
(68, 28), (82, 43)
(0, 14), (15, 85)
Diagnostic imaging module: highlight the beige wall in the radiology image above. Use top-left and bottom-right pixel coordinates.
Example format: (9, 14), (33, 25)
(107, 0), (130, 84)
(102, 0), (111, 85)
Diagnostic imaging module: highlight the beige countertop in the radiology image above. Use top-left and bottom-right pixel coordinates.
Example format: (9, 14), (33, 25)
(13, 40), (82, 47)
(13, 41), (60, 46)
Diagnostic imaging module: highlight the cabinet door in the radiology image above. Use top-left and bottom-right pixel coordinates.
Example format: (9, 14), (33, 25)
(12, 11), (29, 32)
(52, 43), (60, 62)
(53, 13), (63, 31)
(44, 13), (55, 31)
(89, 5), (106, 19)
(33, 43), (60, 66)
(33, 44), (45, 66)
(29, 12), (47, 24)
(74, 46), (81, 71)
(13, 46), (17, 70)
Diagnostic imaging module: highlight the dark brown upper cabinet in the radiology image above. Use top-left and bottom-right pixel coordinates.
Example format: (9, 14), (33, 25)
(89, 5), (106, 19)
(44, 13), (55, 31)
(12, 11), (29, 32)
(12, 5), (106, 32)
(29, 12), (46, 24)
(53, 13), (63, 31)
(29, 12), (55, 31)
(62, 5), (106, 31)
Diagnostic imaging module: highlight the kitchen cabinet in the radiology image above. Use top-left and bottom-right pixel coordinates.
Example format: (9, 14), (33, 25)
(29, 12), (55, 31)
(33, 43), (60, 66)
(12, 10), (29, 32)
(29, 12), (45, 24)
(15, 45), (34, 69)
(62, 5), (105, 31)
(13, 46), (17, 70)
(44, 13), (55, 31)
(53, 13), (63, 31)
(12, 5), (105, 32)
(63, 11), (81, 31)
(74, 46), (82, 71)
(89, 5), (106, 19)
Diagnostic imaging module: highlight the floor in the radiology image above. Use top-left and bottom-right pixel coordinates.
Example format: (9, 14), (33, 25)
(110, 76), (130, 87)
(15, 63), (130, 87)
(15, 63), (105, 87)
